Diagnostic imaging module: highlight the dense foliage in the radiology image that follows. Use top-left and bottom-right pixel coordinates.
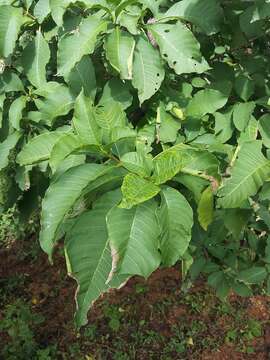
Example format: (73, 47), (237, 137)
(1, 0), (270, 328)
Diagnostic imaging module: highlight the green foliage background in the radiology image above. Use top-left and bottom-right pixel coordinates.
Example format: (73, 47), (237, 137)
(1, 0), (270, 327)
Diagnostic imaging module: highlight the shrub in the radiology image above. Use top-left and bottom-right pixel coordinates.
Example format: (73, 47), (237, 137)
(1, 0), (270, 328)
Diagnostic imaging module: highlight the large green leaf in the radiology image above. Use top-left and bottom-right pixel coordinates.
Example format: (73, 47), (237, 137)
(119, 173), (160, 209)
(65, 56), (96, 99)
(35, 83), (75, 125)
(106, 199), (161, 278)
(99, 78), (133, 110)
(258, 114), (270, 148)
(0, 70), (24, 93)
(9, 95), (27, 130)
(65, 189), (126, 328)
(0, 6), (24, 58)
(72, 90), (101, 144)
(22, 30), (50, 88)
(148, 22), (209, 75)
(238, 267), (267, 284)
(186, 88), (229, 118)
(104, 26), (135, 80)
(17, 131), (67, 166)
(157, 186), (193, 266)
(57, 16), (107, 77)
(0, 131), (21, 171)
(49, 133), (94, 173)
(40, 164), (121, 259)
(232, 102), (255, 132)
(152, 144), (192, 184)
(131, 35), (165, 104)
(164, 0), (223, 35)
(34, 0), (50, 23)
(95, 101), (127, 143)
(218, 141), (270, 208)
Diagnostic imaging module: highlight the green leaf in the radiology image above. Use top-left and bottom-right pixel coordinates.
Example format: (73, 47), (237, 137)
(49, 133), (95, 173)
(65, 189), (126, 328)
(157, 186), (193, 266)
(164, 0), (223, 35)
(198, 186), (214, 231)
(235, 74), (255, 102)
(121, 152), (152, 177)
(65, 56), (96, 99)
(258, 114), (270, 148)
(9, 96), (27, 130)
(50, 0), (75, 26)
(96, 101), (127, 144)
(148, 22), (209, 75)
(104, 26), (135, 80)
(218, 141), (270, 208)
(57, 16), (107, 77)
(119, 173), (160, 209)
(232, 282), (252, 297)
(157, 105), (181, 143)
(132, 35), (165, 104)
(35, 83), (75, 125)
(186, 88), (229, 118)
(107, 199), (161, 278)
(40, 164), (121, 259)
(0, 6), (24, 58)
(238, 267), (267, 284)
(73, 90), (101, 144)
(0, 131), (21, 171)
(99, 78), (132, 110)
(233, 102), (255, 131)
(152, 144), (191, 184)
(22, 30), (50, 88)
(34, 0), (50, 23)
(139, 0), (163, 16)
(0, 70), (24, 93)
(17, 131), (67, 166)
(214, 108), (234, 143)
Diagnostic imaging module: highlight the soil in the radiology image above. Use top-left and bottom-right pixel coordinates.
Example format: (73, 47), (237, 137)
(0, 240), (270, 360)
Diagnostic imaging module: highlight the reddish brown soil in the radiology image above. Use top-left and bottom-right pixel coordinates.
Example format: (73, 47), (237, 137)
(1, 242), (270, 359)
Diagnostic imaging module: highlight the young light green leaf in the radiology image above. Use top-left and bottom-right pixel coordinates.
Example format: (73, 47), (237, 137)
(73, 90), (101, 144)
(148, 22), (209, 75)
(131, 35), (164, 104)
(65, 189), (126, 328)
(57, 16), (107, 77)
(0, 5), (24, 58)
(104, 26), (135, 80)
(107, 199), (161, 279)
(218, 141), (270, 208)
(9, 95), (27, 130)
(121, 152), (152, 177)
(157, 186), (193, 266)
(152, 144), (192, 184)
(22, 30), (50, 88)
(119, 173), (160, 209)
(198, 186), (214, 231)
